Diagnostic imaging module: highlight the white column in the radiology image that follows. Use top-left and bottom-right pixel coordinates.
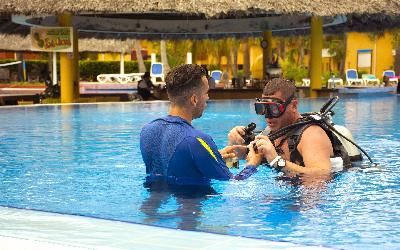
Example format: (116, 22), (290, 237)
(151, 53), (156, 64)
(120, 51), (125, 74)
(52, 52), (57, 85)
(186, 52), (192, 64)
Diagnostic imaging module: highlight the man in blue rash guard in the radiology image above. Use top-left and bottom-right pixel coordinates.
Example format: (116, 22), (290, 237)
(140, 64), (263, 185)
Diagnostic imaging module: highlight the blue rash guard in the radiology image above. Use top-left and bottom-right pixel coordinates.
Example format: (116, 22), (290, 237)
(140, 115), (256, 185)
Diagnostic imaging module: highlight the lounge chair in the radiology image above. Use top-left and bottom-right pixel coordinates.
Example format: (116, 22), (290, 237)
(301, 78), (310, 87)
(345, 69), (364, 86)
(382, 70), (399, 84)
(150, 62), (164, 82)
(362, 74), (380, 86)
(327, 76), (343, 88)
(301, 77), (332, 87)
(97, 73), (143, 84)
(210, 70), (222, 83)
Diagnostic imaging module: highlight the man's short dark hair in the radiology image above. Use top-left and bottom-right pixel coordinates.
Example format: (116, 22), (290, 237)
(262, 78), (297, 100)
(165, 64), (206, 105)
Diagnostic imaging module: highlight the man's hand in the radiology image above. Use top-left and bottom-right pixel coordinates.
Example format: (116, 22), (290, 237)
(228, 126), (246, 145)
(219, 145), (247, 160)
(246, 142), (263, 166)
(255, 135), (278, 163)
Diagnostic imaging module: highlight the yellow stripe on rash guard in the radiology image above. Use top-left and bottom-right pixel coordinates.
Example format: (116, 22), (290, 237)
(196, 137), (218, 161)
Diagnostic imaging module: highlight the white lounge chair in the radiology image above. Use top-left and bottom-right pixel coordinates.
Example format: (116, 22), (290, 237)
(97, 73), (143, 84)
(301, 78), (310, 87)
(345, 69), (364, 86)
(327, 76), (343, 88)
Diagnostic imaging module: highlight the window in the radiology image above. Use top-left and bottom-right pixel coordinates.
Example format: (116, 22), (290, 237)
(357, 49), (372, 69)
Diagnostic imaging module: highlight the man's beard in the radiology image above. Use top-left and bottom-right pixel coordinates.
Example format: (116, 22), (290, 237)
(193, 111), (203, 119)
(193, 106), (204, 119)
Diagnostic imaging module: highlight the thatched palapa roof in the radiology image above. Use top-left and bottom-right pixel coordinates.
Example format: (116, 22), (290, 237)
(0, 33), (135, 52)
(1, 0), (400, 17)
(1, 0), (400, 40)
(1, 0), (400, 48)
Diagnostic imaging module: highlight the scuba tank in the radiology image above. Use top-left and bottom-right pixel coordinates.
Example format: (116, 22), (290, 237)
(333, 125), (363, 162)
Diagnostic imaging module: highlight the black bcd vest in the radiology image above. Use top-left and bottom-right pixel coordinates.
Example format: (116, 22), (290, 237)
(272, 122), (353, 169)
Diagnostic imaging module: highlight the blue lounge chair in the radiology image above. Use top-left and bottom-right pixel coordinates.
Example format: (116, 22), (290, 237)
(210, 70), (222, 83)
(345, 69), (364, 86)
(382, 70), (399, 84)
(150, 63), (164, 82)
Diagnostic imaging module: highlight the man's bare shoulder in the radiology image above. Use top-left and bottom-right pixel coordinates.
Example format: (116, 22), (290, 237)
(297, 124), (334, 167)
(299, 124), (331, 146)
(302, 124), (329, 137)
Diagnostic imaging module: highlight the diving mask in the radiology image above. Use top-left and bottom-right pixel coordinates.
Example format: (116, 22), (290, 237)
(254, 95), (294, 118)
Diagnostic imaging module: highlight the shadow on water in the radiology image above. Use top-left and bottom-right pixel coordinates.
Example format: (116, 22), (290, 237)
(260, 162), (378, 217)
(139, 160), (382, 233)
(139, 180), (218, 231)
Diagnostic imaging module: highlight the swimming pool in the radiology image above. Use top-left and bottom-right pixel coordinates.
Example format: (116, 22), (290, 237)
(1, 95), (399, 250)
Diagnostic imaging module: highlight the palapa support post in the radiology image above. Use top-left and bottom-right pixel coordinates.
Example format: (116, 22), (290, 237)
(58, 13), (79, 103)
(310, 16), (323, 98)
(52, 52), (57, 86)
(262, 30), (272, 80)
(120, 50), (125, 74)
(186, 52), (192, 64)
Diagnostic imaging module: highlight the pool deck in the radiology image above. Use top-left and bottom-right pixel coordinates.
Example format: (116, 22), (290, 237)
(1, 83), (399, 106)
(0, 206), (333, 250)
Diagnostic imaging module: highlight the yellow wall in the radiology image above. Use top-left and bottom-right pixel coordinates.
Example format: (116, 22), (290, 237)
(97, 40), (155, 61)
(250, 46), (263, 79)
(322, 57), (339, 73)
(375, 32), (394, 76)
(195, 41), (262, 78)
(345, 32), (393, 77)
(95, 34), (395, 81)
(97, 52), (131, 61)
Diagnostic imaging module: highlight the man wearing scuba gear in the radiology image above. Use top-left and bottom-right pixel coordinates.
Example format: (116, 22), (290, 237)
(228, 78), (346, 176)
(140, 64), (263, 186)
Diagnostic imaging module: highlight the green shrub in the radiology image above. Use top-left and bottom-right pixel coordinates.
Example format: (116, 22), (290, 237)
(1, 59), (153, 82)
(237, 69), (244, 78)
(79, 60), (151, 81)
(322, 70), (340, 85)
(283, 64), (309, 83)
(207, 64), (220, 71)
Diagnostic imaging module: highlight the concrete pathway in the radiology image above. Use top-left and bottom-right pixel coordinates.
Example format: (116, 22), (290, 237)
(0, 207), (334, 250)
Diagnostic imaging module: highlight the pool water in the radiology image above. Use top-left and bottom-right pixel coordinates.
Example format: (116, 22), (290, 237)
(1, 95), (399, 250)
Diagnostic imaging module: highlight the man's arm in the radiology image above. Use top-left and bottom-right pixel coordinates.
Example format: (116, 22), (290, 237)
(219, 145), (248, 160)
(186, 136), (262, 180)
(295, 125), (333, 174)
(187, 136), (233, 180)
(255, 125), (333, 175)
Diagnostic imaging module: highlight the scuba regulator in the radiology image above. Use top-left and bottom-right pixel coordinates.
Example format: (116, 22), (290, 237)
(242, 122), (257, 145)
